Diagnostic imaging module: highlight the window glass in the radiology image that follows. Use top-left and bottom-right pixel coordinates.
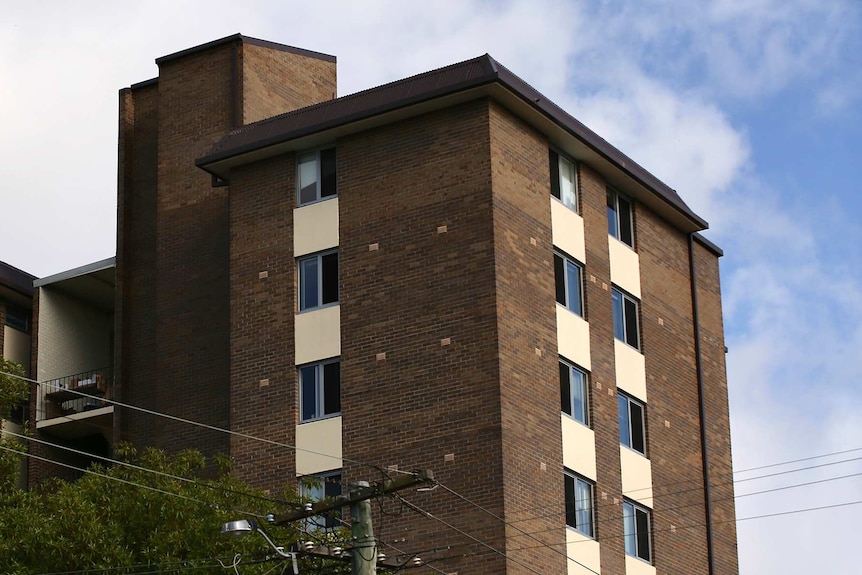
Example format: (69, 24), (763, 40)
(298, 153), (319, 205)
(320, 148), (337, 198)
(607, 190), (618, 237)
(554, 255), (567, 305)
(323, 361), (341, 415)
(618, 394), (631, 447)
(618, 194), (633, 246)
(612, 289), (625, 341)
(630, 399), (645, 453)
(559, 156), (577, 210)
(301, 471), (342, 530)
(575, 478), (593, 537)
(300, 365), (318, 422)
(635, 505), (651, 560)
(300, 257), (319, 310)
(623, 501), (637, 556)
(565, 260), (582, 316)
(624, 296), (639, 349)
(321, 252), (339, 305)
(4, 304), (30, 333)
(561, 360), (588, 425)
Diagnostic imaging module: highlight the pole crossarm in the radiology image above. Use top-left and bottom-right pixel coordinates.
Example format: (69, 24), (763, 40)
(270, 469), (435, 525)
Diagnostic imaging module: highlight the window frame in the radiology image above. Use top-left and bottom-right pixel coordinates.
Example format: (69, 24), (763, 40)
(564, 470), (595, 538)
(611, 286), (640, 350)
(607, 187), (634, 247)
(623, 499), (652, 563)
(299, 358), (341, 423)
(554, 251), (584, 317)
(618, 392), (647, 456)
(560, 358), (589, 426)
(299, 469), (343, 530)
(296, 147), (337, 206)
(298, 250), (339, 312)
(549, 148), (579, 212)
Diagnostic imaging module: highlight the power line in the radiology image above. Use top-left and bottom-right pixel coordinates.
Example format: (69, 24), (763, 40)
(2, 428), (295, 508)
(0, 444), (262, 519)
(2, 369), (383, 476)
(435, 482), (600, 575)
(397, 494), (547, 575)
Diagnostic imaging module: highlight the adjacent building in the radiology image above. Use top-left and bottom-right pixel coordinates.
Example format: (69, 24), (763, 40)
(26, 35), (738, 575)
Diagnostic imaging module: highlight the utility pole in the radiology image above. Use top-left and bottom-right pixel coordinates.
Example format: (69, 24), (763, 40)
(270, 469), (435, 574)
(351, 481), (376, 575)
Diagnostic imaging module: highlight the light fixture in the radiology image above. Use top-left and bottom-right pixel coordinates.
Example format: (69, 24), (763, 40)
(221, 517), (299, 574)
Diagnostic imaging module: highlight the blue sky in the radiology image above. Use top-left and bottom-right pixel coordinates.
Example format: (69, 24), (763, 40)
(2, 1), (860, 573)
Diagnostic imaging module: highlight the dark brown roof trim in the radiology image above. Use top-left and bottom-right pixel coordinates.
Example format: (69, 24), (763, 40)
(693, 232), (724, 257)
(130, 77), (158, 90)
(155, 34), (335, 66)
(0, 261), (36, 297)
(197, 54), (705, 229)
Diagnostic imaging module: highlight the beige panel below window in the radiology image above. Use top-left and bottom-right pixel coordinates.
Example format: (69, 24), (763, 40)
(620, 445), (654, 507)
(625, 555), (657, 575)
(551, 200), (586, 264)
(567, 529), (601, 575)
(294, 197), (339, 258)
(614, 340), (647, 402)
(296, 416), (343, 475)
(608, 237), (641, 299)
(295, 305), (341, 365)
(561, 414), (597, 481)
(3, 327), (30, 369)
(557, 306), (591, 370)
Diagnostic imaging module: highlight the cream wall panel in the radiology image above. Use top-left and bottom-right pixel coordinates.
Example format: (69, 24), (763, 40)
(625, 555), (656, 575)
(608, 237), (641, 299)
(295, 305), (341, 365)
(614, 340), (647, 402)
(562, 414), (596, 481)
(620, 446), (653, 506)
(36, 288), (112, 381)
(294, 197), (339, 257)
(4, 327), (30, 370)
(567, 529), (601, 575)
(551, 199), (586, 263)
(295, 416), (343, 475)
(557, 307), (591, 370)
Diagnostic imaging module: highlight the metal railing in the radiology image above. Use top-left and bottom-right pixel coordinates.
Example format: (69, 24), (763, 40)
(36, 367), (113, 422)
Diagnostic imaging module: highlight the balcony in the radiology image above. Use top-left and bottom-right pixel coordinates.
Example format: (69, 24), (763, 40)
(36, 367), (114, 438)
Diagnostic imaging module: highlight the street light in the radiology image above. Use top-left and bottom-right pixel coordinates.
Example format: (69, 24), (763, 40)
(221, 518), (299, 573)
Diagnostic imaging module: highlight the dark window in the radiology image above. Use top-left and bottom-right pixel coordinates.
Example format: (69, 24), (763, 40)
(560, 360), (588, 425)
(607, 188), (634, 247)
(623, 500), (652, 562)
(4, 303), (30, 333)
(298, 147), (337, 205)
(611, 287), (640, 349)
(300, 470), (342, 530)
(554, 252), (583, 316)
(299, 359), (341, 422)
(618, 393), (646, 455)
(550, 149), (578, 211)
(565, 471), (595, 537)
(299, 251), (339, 311)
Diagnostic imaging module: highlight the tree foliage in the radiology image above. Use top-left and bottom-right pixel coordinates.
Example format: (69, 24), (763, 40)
(0, 443), (323, 574)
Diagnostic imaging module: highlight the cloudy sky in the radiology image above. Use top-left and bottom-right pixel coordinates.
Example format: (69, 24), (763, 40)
(2, 1), (860, 572)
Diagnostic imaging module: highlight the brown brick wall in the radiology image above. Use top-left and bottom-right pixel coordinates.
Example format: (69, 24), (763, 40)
(116, 81), (159, 452)
(227, 153), (298, 489)
(241, 44), (337, 125)
(488, 101), (567, 575)
(694, 241), (739, 575)
(639, 207), (710, 574)
(338, 100), (506, 574)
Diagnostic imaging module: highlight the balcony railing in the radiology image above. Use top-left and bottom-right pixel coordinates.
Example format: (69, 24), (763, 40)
(36, 367), (113, 422)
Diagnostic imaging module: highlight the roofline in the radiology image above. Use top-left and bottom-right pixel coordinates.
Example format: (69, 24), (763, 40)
(155, 34), (336, 66)
(130, 77), (158, 90)
(693, 232), (724, 257)
(196, 54), (706, 231)
(34, 257), (116, 288)
(0, 261), (36, 297)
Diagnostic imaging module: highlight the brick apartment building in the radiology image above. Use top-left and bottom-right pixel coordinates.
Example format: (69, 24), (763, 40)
(24, 35), (738, 575)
